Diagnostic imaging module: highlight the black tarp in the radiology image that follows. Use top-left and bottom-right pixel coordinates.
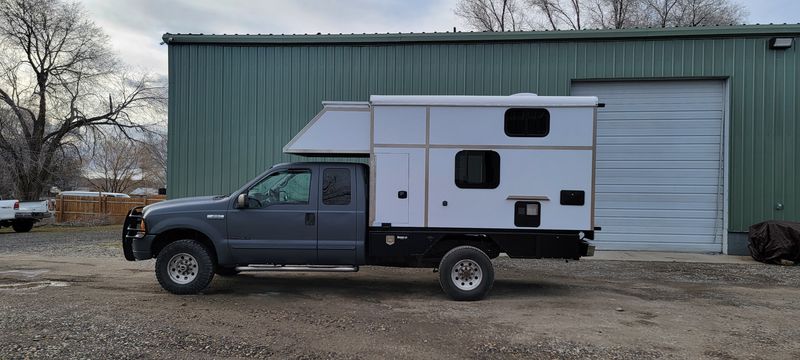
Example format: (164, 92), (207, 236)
(748, 221), (800, 264)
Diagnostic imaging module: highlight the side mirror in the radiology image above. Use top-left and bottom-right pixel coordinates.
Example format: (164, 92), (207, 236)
(236, 193), (248, 209)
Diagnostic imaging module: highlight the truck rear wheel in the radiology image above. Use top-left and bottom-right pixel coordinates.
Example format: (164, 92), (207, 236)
(155, 240), (214, 294)
(12, 220), (34, 233)
(438, 246), (495, 301)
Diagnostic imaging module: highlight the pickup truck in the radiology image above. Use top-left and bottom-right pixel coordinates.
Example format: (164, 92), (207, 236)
(123, 162), (593, 300)
(0, 199), (51, 232)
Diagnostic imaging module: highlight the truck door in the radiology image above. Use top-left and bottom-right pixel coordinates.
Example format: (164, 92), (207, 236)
(316, 165), (358, 265)
(227, 165), (318, 265)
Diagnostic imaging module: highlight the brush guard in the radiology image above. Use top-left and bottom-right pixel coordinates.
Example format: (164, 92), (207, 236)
(122, 206), (144, 261)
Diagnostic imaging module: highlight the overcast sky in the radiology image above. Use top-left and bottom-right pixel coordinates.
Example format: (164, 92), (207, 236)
(81, 0), (799, 78)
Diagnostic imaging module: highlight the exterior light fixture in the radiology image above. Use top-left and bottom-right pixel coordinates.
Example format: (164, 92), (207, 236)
(768, 37), (793, 49)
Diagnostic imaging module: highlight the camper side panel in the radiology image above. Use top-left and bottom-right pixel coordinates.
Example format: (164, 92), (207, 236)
(426, 105), (595, 231)
(371, 106), (428, 228)
(427, 148), (593, 230)
(429, 107), (594, 147)
(373, 106), (426, 145)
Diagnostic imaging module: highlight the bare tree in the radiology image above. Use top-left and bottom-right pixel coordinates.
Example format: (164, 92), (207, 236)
(138, 129), (167, 189)
(84, 133), (139, 193)
(672, 0), (746, 26)
(459, 0), (746, 31)
(644, 0), (680, 27)
(589, 0), (647, 29)
(529, 0), (585, 30)
(0, 0), (165, 200)
(454, 0), (530, 31)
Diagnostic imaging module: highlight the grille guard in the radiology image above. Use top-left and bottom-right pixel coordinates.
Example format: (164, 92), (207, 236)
(121, 206), (144, 261)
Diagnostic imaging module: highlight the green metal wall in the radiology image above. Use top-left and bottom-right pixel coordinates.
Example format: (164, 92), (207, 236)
(166, 28), (800, 232)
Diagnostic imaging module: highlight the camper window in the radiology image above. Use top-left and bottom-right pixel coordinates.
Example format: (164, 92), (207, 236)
(455, 150), (500, 189)
(504, 108), (550, 137)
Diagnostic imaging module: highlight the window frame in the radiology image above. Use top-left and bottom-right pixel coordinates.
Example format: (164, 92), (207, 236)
(504, 108), (551, 138)
(454, 150), (501, 189)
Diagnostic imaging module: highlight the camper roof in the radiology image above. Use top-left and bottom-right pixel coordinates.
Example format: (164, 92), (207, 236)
(284, 94), (601, 155)
(370, 94), (598, 107)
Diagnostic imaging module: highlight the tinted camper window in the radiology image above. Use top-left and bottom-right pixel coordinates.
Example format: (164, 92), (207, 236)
(504, 108), (550, 137)
(455, 150), (500, 189)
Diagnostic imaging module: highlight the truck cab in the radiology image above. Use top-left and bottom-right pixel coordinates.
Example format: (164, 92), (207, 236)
(226, 162), (367, 266)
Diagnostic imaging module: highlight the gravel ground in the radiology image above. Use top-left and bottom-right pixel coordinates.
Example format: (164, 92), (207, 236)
(1, 227), (799, 359)
(0, 225), (120, 257)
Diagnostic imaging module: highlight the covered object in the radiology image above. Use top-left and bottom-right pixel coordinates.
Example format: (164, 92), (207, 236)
(748, 221), (800, 264)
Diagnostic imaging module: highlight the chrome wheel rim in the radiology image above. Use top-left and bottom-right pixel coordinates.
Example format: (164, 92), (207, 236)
(451, 259), (482, 291)
(167, 253), (198, 284)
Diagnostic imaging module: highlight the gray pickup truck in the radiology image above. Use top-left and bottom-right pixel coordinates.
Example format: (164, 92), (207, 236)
(123, 162), (593, 300)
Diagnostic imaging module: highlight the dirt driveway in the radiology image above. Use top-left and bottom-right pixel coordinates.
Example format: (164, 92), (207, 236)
(1, 227), (799, 359)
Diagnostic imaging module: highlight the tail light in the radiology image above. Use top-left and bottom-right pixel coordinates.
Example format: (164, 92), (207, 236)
(13, 201), (19, 210)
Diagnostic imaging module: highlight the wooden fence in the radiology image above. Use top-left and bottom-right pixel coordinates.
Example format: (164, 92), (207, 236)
(54, 195), (166, 224)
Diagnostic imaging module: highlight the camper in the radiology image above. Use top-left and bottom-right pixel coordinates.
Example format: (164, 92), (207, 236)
(123, 94), (601, 300)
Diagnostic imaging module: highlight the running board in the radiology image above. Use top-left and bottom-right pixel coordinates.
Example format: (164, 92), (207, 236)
(235, 265), (359, 272)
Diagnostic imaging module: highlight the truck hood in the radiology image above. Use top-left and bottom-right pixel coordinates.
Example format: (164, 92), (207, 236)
(142, 195), (230, 216)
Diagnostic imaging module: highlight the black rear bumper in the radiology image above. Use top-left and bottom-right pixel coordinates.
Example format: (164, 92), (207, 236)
(15, 212), (51, 220)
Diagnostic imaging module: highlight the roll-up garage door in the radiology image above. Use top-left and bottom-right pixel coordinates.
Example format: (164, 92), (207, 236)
(572, 80), (725, 252)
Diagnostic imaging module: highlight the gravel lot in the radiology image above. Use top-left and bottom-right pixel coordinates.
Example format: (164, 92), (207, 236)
(1, 226), (799, 359)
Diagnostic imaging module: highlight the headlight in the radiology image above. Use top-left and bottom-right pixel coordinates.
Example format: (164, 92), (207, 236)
(136, 219), (147, 237)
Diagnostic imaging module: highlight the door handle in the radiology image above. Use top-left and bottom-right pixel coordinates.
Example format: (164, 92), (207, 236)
(305, 213), (316, 226)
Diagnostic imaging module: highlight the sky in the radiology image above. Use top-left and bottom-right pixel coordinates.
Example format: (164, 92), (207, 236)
(81, 0), (799, 79)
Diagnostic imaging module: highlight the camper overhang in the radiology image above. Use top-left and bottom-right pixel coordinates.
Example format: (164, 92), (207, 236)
(282, 101), (371, 155)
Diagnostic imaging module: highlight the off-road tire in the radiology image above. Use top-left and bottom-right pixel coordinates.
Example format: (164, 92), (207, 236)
(155, 239), (215, 294)
(438, 246), (495, 301)
(215, 266), (240, 277)
(12, 220), (34, 233)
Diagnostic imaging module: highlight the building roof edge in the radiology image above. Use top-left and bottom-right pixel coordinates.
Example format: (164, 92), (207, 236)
(162, 24), (800, 45)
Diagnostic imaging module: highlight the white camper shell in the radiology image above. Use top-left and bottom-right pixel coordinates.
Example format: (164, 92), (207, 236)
(285, 94), (599, 237)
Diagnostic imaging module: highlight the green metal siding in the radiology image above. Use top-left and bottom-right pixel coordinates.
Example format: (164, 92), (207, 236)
(166, 28), (800, 232)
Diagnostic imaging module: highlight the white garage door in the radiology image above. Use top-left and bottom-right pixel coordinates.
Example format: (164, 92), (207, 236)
(572, 80), (725, 252)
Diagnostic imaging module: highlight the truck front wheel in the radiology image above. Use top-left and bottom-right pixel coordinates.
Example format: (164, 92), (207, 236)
(155, 240), (215, 294)
(12, 220), (34, 233)
(438, 246), (495, 301)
